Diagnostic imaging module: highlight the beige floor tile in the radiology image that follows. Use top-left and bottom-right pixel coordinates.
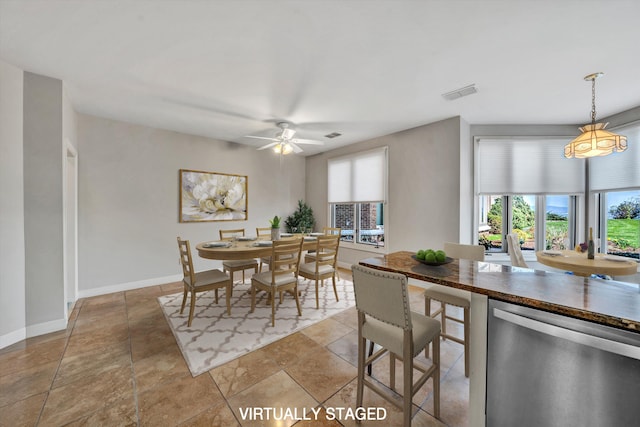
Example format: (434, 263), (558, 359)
(329, 306), (359, 330)
(53, 340), (131, 389)
(62, 399), (138, 427)
(227, 370), (318, 427)
(300, 317), (354, 346)
(133, 345), (191, 393)
(38, 366), (134, 426)
(326, 329), (359, 367)
(209, 348), (282, 398)
(0, 337), (65, 376)
(324, 378), (446, 427)
(286, 347), (357, 403)
(0, 360), (58, 407)
(138, 373), (224, 427)
(0, 392), (47, 427)
(177, 401), (240, 427)
(261, 332), (324, 368)
(63, 322), (130, 357)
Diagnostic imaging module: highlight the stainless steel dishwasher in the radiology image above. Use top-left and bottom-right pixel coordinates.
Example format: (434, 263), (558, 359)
(486, 299), (640, 427)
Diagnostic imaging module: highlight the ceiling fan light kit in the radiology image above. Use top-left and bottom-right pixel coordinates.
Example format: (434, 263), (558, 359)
(246, 122), (325, 155)
(564, 72), (627, 159)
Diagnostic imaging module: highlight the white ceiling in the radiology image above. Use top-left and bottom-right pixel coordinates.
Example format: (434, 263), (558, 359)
(1, 0), (639, 156)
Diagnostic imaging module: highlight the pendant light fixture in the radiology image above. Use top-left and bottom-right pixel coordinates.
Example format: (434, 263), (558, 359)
(564, 72), (627, 159)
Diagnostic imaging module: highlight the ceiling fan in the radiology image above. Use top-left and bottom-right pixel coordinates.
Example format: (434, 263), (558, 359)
(245, 122), (324, 154)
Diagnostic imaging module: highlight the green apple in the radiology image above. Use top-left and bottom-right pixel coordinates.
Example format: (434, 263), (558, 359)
(425, 252), (437, 262)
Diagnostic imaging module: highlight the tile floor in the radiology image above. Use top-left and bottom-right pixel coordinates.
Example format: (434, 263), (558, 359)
(0, 269), (469, 426)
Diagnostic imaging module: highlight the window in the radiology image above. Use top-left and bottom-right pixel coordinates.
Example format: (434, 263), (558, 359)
(328, 147), (387, 250)
(592, 122), (640, 259)
(479, 195), (503, 251)
(545, 195), (574, 250)
(478, 195), (538, 252)
(601, 189), (640, 259)
(476, 138), (583, 253)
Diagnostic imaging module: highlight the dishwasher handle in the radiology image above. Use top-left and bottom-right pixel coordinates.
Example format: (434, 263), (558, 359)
(493, 308), (640, 361)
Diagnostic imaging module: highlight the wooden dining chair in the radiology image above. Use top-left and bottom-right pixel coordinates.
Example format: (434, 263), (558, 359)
(256, 227), (273, 272)
(249, 237), (304, 327)
(352, 264), (441, 426)
(298, 234), (340, 308)
(177, 237), (232, 326)
(424, 242), (484, 377)
(304, 227), (342, 279)
(219, 228), (259, 288)
(507, 233), (529, 267)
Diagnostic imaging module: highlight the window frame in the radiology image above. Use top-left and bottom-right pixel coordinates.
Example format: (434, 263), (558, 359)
(327, 147), (388, 254)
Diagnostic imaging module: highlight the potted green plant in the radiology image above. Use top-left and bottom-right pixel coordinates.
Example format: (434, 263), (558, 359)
(269, 215), (281, 240)
(285, 200), (316, 234)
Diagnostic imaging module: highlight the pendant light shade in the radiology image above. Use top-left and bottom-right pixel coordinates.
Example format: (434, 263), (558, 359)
(564, 73), (627, 159)
(564, 123), (627, 158)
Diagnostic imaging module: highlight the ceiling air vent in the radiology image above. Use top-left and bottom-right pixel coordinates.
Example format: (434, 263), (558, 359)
(442, 84), (477, 101)
(324, 132), (342, 139)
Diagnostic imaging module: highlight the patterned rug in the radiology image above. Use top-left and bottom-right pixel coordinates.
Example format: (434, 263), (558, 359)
(158, 277), (355, 376)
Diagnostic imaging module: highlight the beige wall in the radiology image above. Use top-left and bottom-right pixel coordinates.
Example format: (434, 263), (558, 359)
(0, 60), (26, 346)
(77, 114), (306, 295)
(23, 72), (66, 331)
(305, 116), (471, 267)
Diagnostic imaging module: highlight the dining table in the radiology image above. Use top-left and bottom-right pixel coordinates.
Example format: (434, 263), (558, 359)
(195, 233), (320, 261)
(535, 249), (638, 277)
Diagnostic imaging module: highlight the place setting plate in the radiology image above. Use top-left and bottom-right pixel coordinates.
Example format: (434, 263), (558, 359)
(253, 241), (273, 247)
(603, 255), (631, 262)
(411, 255), (454, 266)
(236, 236), (256, 241)
(542, 250), (563, 257)
(202, 241), (232, 248)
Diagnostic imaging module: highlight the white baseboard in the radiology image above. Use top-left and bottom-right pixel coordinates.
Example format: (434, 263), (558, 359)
(0, 327), (26, 349)
(1, 317), (70, 349)
(77, 274), (182, 299)
(337, 260), (353, 271)
(26, 317), (68, 338)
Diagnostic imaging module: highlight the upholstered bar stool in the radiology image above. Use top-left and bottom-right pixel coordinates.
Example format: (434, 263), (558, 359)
(424, 242), (484, 377)
(352, 264), (441, 426)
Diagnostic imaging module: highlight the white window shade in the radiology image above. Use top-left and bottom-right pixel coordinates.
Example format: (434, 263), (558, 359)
(589, 122), (640, 191)
(477, 138), (585, 195)
(328, 147), (387, 203)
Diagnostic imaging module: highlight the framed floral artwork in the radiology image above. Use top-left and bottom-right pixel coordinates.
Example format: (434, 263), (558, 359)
(179, 169), (247, 222)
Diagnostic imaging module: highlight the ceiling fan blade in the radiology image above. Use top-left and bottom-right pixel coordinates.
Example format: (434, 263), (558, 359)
(290, 142), (304, 154)
(292, 138), (324, 145)
(245, 135), (279, 142)
(257, 142), (278, 150)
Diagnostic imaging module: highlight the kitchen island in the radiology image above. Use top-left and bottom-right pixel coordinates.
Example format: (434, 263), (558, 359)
(359, 251), (640, 426)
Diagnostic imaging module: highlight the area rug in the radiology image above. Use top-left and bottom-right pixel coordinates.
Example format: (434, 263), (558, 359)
(158, 277), (355, 376)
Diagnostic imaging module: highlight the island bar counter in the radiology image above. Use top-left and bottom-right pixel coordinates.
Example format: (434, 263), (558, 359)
(359, 251), (640, 332)
(358, 251), (640, 427)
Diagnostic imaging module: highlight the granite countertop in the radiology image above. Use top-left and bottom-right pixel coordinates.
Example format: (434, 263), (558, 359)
(359, 251), (640, 333)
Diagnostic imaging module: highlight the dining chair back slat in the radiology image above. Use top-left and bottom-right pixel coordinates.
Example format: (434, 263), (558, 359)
(177, 237), (232, 326)
(219, 228), (246, 240)
(218, 228), (258, 287)
(250, 237), (304, 326)
(299, 234), (340, 308)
